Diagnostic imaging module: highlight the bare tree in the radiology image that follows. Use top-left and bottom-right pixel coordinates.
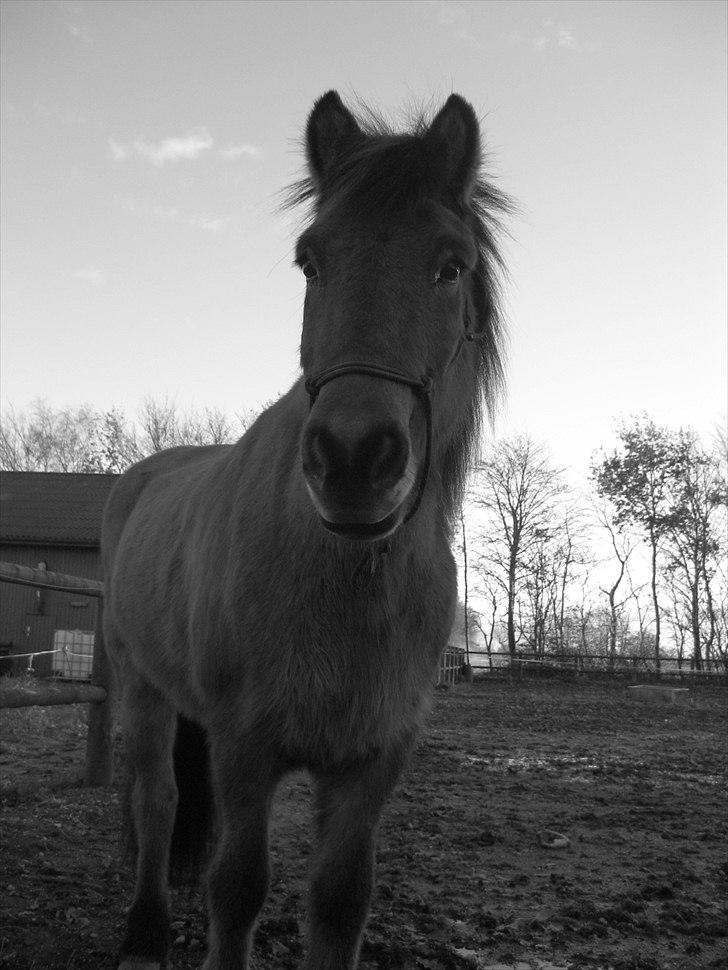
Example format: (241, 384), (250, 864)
(138, 398), (256, 452)
(593, 501), (636, 667)
(459, 509), (471, 665)
(624, 565), (652, 659)
(472, 590), (499, 669)
(549, 504), (590, 652)
(138, 397), (181, 453)
(593, 417), (680, 668)
(0, 405), (37, 470)
(662, 431), (727, 670)
(712, 559), (728, 670)
(90, 408), (143, 473)
(530, 508), (590, 659)
(472, 435), (566, 658)
(572, 573), (595, 663)
(664, 571), (690, 670)
(0, 400), (100, 472)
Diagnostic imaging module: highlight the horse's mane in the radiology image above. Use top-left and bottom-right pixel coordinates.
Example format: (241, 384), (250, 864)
(283, 100), (512, 522)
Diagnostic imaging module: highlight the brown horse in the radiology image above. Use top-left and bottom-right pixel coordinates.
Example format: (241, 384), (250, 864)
(102, 90), (508, 970)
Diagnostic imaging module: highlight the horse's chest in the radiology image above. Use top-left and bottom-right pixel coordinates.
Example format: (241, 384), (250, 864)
(214, 539), (456, 769)
(279, 659), (429, 770)
(271, 593), (448, 769)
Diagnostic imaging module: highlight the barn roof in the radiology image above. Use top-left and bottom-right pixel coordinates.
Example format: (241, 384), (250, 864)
(0, 472), (118, 548)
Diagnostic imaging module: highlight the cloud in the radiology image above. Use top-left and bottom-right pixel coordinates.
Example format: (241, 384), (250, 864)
(110, 131), (263, 167)
(431, 3), (580, 55)
(66, 23), (93, 44)
(556, 25), (577, 49)
(134, 128), (214, 166)
(428, 1), (485, 49)
(530, 19), (579, 52)
(109, 129), (214, 166)
(72, 268), (105, 285)
(195, 217), (229, 232)
(108, 139), (130, 162)
(219, 144), (262, 160)
(114, 195), (229, 233)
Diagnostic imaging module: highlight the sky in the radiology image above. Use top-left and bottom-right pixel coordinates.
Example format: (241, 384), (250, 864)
(1, 0), (726, 479)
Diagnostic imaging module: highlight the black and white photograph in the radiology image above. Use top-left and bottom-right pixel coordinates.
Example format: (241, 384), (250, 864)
(1, 3), (726, 969)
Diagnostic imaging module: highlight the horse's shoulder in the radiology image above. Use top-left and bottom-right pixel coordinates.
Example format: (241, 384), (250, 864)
(102, 445), (230, 543)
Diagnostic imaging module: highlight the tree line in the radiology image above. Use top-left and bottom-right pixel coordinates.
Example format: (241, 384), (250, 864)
(0, 398), (255, 474)
(459, 420), (727, 673)
(2, 401), (725, 672)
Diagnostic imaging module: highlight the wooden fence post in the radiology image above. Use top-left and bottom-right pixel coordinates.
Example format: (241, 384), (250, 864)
(84, 601), (113, 786)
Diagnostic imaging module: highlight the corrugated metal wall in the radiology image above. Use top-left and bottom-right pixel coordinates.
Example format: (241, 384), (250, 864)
(0, 544), (102, 677)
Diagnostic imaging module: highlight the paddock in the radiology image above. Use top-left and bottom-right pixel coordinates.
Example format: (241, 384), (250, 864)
(1, 677), (725, 970)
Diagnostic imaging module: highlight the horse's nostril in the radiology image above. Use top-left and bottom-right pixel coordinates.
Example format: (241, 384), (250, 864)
(303, 426), (346, 483)
(303, 422), (409, 495)
(364, 429), (409, 489)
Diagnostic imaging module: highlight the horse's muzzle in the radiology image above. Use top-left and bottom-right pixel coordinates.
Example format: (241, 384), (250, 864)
(301, 409), (416, 541)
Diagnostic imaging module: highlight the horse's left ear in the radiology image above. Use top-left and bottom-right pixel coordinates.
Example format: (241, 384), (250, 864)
(306, 91), (362, 188)
(427, 95), (481, 200)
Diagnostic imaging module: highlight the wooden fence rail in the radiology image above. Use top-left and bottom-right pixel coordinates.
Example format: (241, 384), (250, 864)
(461, 647), (726, 676)
(1, 681), (107, 709)
(0, 560), (103, 597)
(0, 561), (113, 787)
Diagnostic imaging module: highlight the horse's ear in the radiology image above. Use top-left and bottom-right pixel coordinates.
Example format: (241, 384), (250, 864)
(306, 91), (362, 188)
(427, 95), (481, 199)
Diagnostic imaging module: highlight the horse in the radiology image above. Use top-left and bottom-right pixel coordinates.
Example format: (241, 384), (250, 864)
(101, 90), (509, 970)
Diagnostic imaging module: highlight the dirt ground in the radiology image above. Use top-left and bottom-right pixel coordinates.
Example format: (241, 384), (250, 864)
(1, 677), (726, 970)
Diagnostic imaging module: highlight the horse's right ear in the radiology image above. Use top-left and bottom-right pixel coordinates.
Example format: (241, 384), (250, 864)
(426, 95), (481, 200)
(306, 91), (362, 188)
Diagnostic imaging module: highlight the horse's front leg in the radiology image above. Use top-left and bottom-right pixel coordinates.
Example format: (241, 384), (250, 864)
(202, 733), (282, 970)
(305, 746), (409, 970)
(118, 675), (178, 970)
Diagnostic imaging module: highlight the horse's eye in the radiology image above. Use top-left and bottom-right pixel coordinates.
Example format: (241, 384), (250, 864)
(300, 260), (318, 282)
(437, 261), (461, 285)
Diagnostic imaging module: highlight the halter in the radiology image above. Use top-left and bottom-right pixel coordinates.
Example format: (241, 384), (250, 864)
(304, 318), (478, 527)
(305, 363), (432, 526)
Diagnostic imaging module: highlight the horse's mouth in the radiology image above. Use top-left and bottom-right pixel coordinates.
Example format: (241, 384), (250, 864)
(319, 506), (401, 541)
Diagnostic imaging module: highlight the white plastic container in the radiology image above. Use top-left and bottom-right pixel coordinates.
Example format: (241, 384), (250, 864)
(51, 630), (94, 681)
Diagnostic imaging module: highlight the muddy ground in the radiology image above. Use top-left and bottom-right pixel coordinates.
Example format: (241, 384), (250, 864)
(1, 677), (726, 970)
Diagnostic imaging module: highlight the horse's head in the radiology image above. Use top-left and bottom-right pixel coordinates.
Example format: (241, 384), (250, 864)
(296, 91), (506, 541)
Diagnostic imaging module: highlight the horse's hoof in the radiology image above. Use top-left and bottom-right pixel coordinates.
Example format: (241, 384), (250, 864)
(119, 960), (162, 970)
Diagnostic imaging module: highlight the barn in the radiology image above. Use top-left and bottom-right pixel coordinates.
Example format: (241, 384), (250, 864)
(0, 471), (118, 677)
